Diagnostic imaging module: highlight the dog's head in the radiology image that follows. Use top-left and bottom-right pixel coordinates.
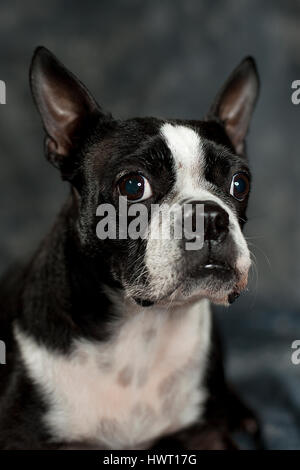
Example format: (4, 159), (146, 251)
(30, 47), (259, 307)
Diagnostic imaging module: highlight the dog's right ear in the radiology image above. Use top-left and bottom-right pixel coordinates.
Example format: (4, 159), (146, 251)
(30, 46), (110, 171)
(207, 57), (259, 156)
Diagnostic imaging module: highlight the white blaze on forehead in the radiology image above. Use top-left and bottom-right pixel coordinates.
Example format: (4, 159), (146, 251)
(161, 123), (205, 190)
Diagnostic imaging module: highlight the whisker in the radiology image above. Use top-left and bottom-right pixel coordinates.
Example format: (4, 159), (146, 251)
(247, 240), (272, 271)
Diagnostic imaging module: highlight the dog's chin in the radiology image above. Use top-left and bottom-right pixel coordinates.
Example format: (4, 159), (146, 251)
(171, 264), (244, 306)
(132, 263), (248, 308)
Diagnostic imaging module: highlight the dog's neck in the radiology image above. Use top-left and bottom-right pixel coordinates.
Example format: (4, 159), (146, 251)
(18, 196), (112, 348)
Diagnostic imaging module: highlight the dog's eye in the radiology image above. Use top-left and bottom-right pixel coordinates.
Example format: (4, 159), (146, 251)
(230, 173), (250, 201)
(118, 173), (153, 201)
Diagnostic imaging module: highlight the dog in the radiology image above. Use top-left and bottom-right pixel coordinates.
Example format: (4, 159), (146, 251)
(0, 47), (260, 450)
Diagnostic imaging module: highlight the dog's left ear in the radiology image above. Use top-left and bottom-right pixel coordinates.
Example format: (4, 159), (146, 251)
(208, 57), (259, 155)
(30, 46), (111, 172)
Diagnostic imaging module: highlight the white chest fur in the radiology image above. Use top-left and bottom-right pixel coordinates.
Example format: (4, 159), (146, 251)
(15, 298), (211, 449)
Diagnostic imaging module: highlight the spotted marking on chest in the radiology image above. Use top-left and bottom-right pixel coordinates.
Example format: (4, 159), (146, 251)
(15, 299), (211, 449)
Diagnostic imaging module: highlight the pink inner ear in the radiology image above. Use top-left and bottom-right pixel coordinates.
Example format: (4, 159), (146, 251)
(223, 105), (247, 155)
(41, 81), (84, 156)
(46, 133), (71, 157)
(46, 136), (57, 153)
(218, 77), (257, 155)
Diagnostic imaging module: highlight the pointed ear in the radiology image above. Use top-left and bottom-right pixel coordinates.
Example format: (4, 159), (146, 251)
(30, 46), (110, 169)
(207, 57), (259, 155)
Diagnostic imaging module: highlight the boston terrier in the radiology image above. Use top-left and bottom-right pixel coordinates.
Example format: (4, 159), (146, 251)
(0, 47), (260, 450)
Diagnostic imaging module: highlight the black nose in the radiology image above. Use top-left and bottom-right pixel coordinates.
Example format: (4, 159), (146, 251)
(182, 200), (229, 244)
(203, 201), (229, 242)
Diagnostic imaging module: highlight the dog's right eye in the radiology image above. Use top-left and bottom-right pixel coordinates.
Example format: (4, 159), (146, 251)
(230, 172), (250, 201)
(118, 173), (153, 201)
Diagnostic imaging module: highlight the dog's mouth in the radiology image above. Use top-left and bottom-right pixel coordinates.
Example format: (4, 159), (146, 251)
(132, 260), (243, 308)
(188, 260), (234, 280)
(178, 258), (239, 302)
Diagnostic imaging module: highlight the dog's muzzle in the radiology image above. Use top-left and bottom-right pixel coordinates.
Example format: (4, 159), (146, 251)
(181, 200), (240, 298)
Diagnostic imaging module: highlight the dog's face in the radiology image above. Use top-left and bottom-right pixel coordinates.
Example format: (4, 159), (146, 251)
(30, 47), (259, 307)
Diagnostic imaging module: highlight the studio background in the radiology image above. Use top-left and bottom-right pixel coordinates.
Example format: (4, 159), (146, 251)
(0, 0), (299, 449)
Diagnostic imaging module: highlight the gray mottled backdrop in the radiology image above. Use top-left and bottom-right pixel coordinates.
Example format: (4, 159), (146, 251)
(0, 0), (300, 449)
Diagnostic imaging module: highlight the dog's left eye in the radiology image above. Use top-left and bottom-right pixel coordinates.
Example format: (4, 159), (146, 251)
(230, 173), (250, 201)
(118, 173), (153, 201)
